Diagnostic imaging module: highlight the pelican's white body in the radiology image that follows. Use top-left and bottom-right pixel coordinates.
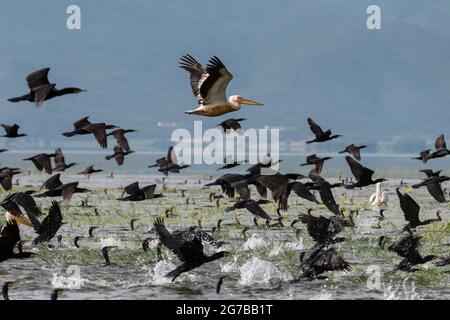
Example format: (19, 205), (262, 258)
(369, 182), (388, 207)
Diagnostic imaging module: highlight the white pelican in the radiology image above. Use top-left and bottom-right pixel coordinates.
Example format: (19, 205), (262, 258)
(179, 55), (263, 116)
(369, 182), (388, 207)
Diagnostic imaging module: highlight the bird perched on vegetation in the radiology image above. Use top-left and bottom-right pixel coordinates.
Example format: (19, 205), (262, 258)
(306, 118), (342, 143)
(338, 144), (367, 160)
(179, 55), (263, 116)
(153, 218), (230, 281)
(7, 68), (85, 107)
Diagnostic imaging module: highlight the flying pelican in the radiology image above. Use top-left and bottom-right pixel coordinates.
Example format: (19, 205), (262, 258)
(179, 55), (263, 116)
(369, 182), (388, 207)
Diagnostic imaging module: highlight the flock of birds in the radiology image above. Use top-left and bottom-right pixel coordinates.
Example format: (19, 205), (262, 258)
(0, 55), (449, 299)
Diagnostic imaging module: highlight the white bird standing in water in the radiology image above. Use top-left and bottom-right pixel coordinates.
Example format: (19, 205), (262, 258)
(179, 55), (263, 117)
(369, 182), (388, 207)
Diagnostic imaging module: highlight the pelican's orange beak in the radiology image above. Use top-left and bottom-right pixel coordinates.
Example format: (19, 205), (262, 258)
(5, 212), (33, 227)
(238, 97), (264, 106)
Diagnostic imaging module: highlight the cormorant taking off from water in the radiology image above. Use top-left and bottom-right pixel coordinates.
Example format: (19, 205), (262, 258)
(344, 156), (386, 188)
(107, 129), (137, 153)
(54, 148), (77, 172)
(118, 182), (163, 201)
(153, 218), (231, 281)
(218, 118), (246, 134)
(338, 144), (367, 161)
(412, 176), (449, 203)
(105, 145), (134, 166)
(179, 55), (263, 116)
(1, 124), (27, 138)
(300, 154), (332, 174)
(7, 68), (85, 107)
(306, 118), (342, 143)
(296, 244), (351, 280)
(23, 153), (56, 174)
(388, 233), (438, 272)
(396, 188), (442, 230)
(298, 213), (352, 245)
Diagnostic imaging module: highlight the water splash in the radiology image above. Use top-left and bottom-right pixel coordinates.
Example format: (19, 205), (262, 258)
(384, 279), (423, 300)
(238, 257), (292, 286)
(242, 234), (269, 250)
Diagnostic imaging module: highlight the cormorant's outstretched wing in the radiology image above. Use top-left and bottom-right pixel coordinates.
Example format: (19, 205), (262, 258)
(290, 182), (319, 204)
(425, 179), (447, 203)
(43, 173), (63, 190)
(153, 218), (187, 261)
(307, 118), (324, 137)
(73, 116), (91, 130)
(396, 188), (421, 226)
(124, 182), (140, 195)
(312, 248), (351, 272)
(345, 156), (374, 181)
(243, 200), (271, 220)
(33, 201), (63, 244)
(141, 184), (156, 199)
(26, 68), (53, 106)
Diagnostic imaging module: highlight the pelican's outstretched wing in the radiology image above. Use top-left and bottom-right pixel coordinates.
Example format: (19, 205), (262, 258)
(179, 55), (233, 105)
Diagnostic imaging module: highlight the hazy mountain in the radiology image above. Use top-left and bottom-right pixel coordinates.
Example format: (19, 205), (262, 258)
(0, 0), (448, 152)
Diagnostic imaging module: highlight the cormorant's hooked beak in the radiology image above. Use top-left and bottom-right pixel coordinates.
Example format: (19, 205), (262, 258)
(5, 212), (33, 227)
(238, 97), (264, 106)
